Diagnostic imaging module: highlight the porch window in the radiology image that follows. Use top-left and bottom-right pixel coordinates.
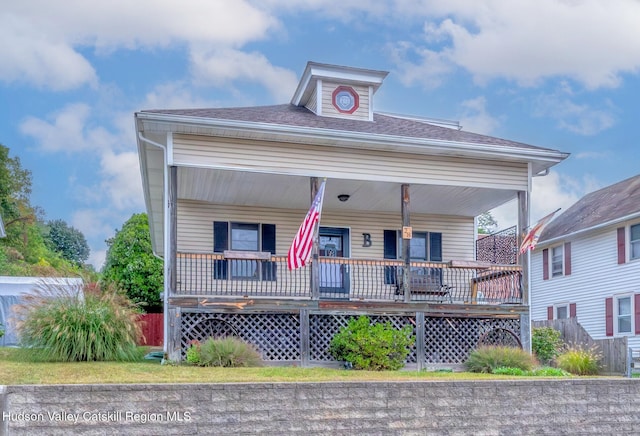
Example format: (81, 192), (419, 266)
(551, 245), (563, 277)
(383, 230), (442, 284)
(616, 296), (632, 334)
(631, 224), (640, 260)
(213, 221), (276, 280)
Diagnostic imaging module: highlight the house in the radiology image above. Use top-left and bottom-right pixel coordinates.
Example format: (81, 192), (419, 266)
(135, 61), (568, 366)
(531, 174), (640, 349)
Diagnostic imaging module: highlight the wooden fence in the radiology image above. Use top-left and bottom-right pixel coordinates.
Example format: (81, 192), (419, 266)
(138, 313), (163, 346)
(532, 318), (627, 375)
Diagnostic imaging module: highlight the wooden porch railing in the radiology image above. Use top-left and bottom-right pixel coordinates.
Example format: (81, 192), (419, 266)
(175, 252), (523, 304)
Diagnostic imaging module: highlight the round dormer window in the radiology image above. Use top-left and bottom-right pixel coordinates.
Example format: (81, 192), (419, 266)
(332, 86), (359, 114)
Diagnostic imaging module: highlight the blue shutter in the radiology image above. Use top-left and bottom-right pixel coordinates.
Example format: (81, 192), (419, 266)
(261, 224), (276, 281)
(213, 221), (228, 279)
(383, 230), (398, 285)
(429, 232), (442, 261)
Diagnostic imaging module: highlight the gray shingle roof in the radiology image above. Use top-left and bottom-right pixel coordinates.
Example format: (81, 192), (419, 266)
(539, 174), (640, 242)
(141, 104), (557, 152)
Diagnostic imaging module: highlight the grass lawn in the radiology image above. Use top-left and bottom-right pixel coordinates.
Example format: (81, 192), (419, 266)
(0, 347), (505, 385)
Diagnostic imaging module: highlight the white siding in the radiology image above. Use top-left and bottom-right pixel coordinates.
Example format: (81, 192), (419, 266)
(305, 84), (318, 114)
(321, 82), (370, 121)
(531, 223), (640, 348)
(173, 135), (528, 191)
(177, 199), (475, 260)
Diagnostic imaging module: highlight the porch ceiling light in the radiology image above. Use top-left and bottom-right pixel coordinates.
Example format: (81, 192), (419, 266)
(337, 194), (350, 202)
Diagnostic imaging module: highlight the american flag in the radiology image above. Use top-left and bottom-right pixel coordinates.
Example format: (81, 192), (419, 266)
(287, 181), (326, 270)
(519, 208), (560, 255)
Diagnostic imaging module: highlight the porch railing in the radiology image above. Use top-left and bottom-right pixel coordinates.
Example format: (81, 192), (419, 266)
(176, 252), (523, 304)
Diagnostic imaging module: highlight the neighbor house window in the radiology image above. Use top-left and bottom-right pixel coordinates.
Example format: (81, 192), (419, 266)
(551, 245), (564, 277)
(617, 296), (632, 334)
(631, 224), (640, 260)
(556, 305), (568, 319)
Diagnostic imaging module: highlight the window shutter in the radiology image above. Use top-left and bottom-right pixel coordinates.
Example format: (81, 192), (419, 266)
(605, 297), (613, 337)
(213, 221), (228, 279)
(547, 306), (553, 320)
(542, 249), (549, 280)
(635, 294), (640, 335)
(213, 221), (229, 253)
(569, 303), (576, 318)
(261, 224), (277, 281)
(563, 242), (572, 275)
(617, 227), (626, 264)
(383, 230), (398, 285)
(261, 224), (276, 254)
(429, 232), (442, 261)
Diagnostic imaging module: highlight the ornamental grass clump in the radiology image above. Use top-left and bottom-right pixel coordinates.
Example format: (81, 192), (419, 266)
(13, 279), (142, 362)
(185, 337), (263, 367)
(556, 346), (602, 375)
(465, 345), (537, 373)
(329, 315), (415, 371)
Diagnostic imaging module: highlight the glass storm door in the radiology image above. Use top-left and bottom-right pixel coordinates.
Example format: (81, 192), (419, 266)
(319, 227), (350, 297)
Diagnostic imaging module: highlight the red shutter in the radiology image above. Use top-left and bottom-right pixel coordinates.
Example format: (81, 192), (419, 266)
(635, 294), (640, 335)
(617, 227), (626, 264)
(605, 297), (614, 336)
(542, 249), (549, 280)
(547, 306), (554, 320)
(570, 303), (576, 318)
(564, 242), (572, 276)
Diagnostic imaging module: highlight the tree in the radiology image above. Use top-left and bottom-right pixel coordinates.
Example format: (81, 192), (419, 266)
(101, 213), (163, 313)
(46, 219), (90, 265)
(477, 212), (499, 234)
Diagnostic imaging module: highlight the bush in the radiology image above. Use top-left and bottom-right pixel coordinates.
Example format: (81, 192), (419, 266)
(0, 322), (4, 338)
(556, 346), (601, 375)
(185, 337), (262, 367)
(329, 315), (415, 371)
(532, 327), (563, 365)
(492, 366), (570, 377)
(465, 346), (537, 373)
(13, 280), (142, 362)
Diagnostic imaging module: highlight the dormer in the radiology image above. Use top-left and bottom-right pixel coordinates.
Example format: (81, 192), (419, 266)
(290, 61), (389, 122)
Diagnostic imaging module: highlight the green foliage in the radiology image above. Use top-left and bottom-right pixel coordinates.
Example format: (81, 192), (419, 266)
(532, 327), (564, 365)
(185, 337), (263, 367)
(45, 219), (90, 265)
(492, 366), (570, 377)
(13, 280), (143, 362)
(329, 315), (415, 371)
(465, 346), (537, 373)
(477, 211), (499, 234)
(101, 213), (163, 313)
(0, 322), (4, 338)
(556, 346), (602, 375)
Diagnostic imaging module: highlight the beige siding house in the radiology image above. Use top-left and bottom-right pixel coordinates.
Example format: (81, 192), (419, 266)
(135, 61), (568, 366)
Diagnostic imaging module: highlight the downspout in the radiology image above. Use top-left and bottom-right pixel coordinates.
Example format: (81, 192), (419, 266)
(137, 132), (170, 357)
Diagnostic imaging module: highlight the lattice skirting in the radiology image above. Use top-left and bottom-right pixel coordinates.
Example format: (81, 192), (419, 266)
(178, 311), (521, 367)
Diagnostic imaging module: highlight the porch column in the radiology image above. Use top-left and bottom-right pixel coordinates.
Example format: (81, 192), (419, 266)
(310, 177), (321, 300)
(167, 165), (179, 361)
(401, 184), (411, 303)
(518, 190), (531, 353)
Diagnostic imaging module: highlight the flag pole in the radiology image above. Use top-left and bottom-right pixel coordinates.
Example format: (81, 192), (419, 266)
(310, 177), (326, 299)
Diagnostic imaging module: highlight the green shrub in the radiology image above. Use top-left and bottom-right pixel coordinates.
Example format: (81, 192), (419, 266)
(465, 345), (536, 373)
(186, 337), (263, 367)
(492, 366), (570, 377)
(492, 366), (526, 376)
(532, 327), (563, 365)
(0, 322), (4, 338)
(556, 346), (601, 375)
(329, 315), (415, 371)
(13, 280), (142, 362)
(531, 367), (571, 377)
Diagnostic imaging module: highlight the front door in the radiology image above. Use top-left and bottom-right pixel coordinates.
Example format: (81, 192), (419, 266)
(319, 227), (350, 298)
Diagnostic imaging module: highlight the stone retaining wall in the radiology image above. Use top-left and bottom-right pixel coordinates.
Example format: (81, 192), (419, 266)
(1, 379), (639, 435)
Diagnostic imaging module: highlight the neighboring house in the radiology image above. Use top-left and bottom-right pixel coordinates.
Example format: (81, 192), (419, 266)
(135, 61), (568, 366)
(531, 174), (640, 349)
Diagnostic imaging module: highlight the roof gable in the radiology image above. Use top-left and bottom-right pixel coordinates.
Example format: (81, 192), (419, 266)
(539, 174), (640, 242)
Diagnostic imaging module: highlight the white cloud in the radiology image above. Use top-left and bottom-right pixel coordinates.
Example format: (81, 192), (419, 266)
(1, 0), (278, 90)
(190, 48), (298, 102)
(392, 0), (640, 90)
(533, 93), (616, 136)
(20, 104), (93, 153)
(457, 96), (502, 135)
(98, 150), (144, 211)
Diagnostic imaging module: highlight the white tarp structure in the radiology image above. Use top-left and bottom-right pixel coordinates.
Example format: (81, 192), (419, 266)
(0, 276), (84, 346)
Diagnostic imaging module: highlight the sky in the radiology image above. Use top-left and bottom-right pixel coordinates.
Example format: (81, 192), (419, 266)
(1, 0), (639, 269)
